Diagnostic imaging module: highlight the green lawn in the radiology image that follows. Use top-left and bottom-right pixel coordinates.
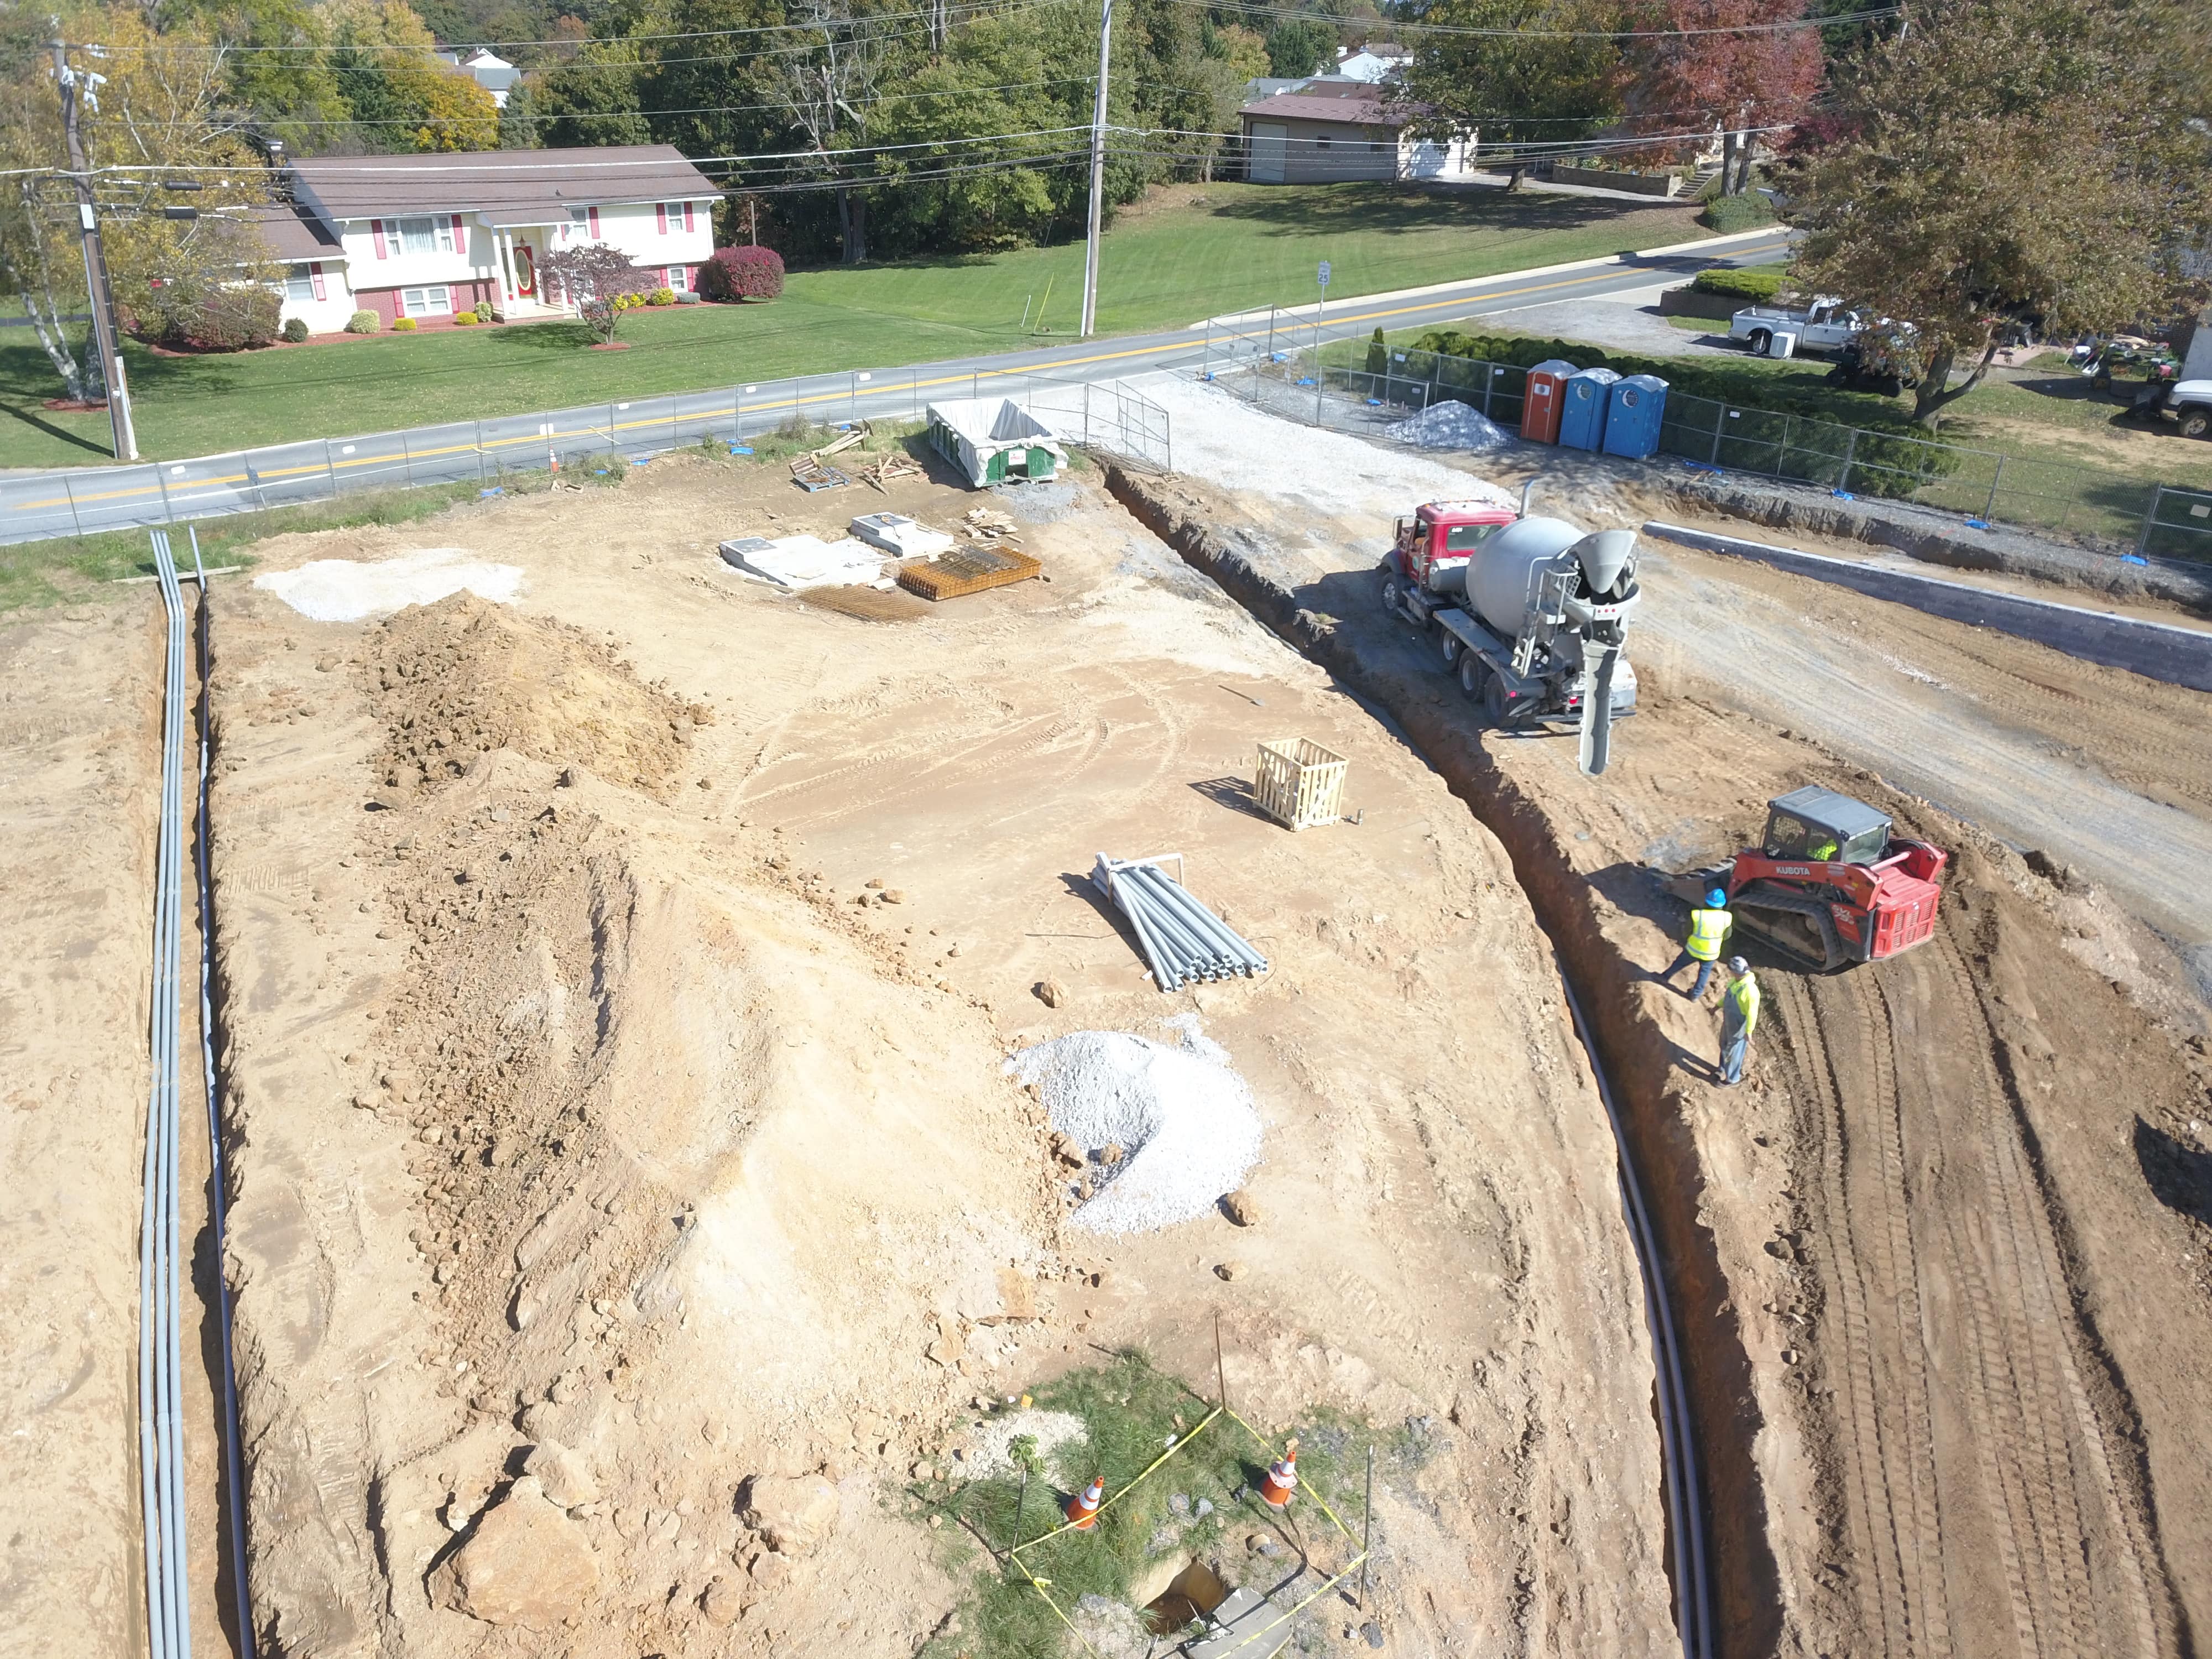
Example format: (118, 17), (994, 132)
(1, 182), (1715, 469)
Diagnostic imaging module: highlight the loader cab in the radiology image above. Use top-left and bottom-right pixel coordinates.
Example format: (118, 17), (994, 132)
(1761, 786), (1892, 867)
(1395, 500), (1517, 590)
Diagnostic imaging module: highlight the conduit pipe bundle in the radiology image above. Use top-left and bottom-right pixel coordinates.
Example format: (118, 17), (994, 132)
(139, 530), (256, 1659)
(141, 529), (193, 1659)
(1091, 853), (1267, 993)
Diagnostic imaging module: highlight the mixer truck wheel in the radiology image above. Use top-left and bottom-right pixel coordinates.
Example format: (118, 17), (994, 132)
(1441, 632), (1461, 667)
(1458, 651), (1488, 700)
(1483, 674), (1531, 728)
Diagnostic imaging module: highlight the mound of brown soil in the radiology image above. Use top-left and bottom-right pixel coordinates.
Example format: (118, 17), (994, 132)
(362, 594), (711, 794)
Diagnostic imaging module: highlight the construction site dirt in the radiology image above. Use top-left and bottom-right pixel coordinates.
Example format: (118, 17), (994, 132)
(1103, 385), (2212, 1658)
(8, 400), (2209, 1659)
(98, 448), (1684, 1658)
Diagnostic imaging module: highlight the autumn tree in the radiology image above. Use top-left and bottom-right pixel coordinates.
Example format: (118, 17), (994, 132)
(1623, 0), (1822, 195)
(541, 240), (653, 341)
(1396, 0), (1624, 189)
(0, 7), (273, 397)
(1786, 0), (2212, 426)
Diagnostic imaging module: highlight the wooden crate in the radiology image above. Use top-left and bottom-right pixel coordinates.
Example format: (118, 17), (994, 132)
(1253, 737), (1347, 831)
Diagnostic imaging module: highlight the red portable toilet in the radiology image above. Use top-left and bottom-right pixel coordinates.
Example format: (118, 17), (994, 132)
(1520, 359), (1576, 444)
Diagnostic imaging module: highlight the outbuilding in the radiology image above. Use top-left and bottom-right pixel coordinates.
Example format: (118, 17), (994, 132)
(925, 399), (1068, 486)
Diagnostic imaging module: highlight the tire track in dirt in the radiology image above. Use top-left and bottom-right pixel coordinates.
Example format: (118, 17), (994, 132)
(1770, 971), (1952, 1659)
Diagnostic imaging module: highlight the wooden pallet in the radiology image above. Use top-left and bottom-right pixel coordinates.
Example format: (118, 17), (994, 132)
(895, 545), (1042, 601)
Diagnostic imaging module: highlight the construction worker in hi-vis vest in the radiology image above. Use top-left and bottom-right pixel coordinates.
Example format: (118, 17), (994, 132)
(1665, 888), (1732, 1000)
(1719, 957), (1760, 1087)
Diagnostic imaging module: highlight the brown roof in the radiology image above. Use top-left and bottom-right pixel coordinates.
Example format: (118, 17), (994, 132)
(287, 144), (718, 222)
(245, 201), (343, 262)
(1238, 92), (1399, 127)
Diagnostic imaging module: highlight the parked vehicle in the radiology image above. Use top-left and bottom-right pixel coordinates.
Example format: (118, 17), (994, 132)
(1378, 485), (1640, 775)
(2124, 377), (2212, 440)
(1729, 295), (1860, 356)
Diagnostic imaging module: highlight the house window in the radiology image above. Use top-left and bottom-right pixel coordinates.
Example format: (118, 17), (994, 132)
(398, 216), (455, 255)
(567, 207), (589, 243)
(666, 266), (688, 291)
(285, 268), (316, 301)
(400, 285), (453, 317)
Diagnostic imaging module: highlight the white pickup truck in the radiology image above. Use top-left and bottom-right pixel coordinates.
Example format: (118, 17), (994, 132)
(1729, 296), (1862, 357)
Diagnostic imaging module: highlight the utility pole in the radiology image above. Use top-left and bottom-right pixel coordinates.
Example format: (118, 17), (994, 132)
(1077, 0), (1113, 338)
(52, 40), (137, 462)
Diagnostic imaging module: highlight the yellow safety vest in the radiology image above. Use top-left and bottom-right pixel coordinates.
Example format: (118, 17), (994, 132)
(1686, 906), (1731, 962)
(1724, 973), (1760, 1038)
(1808, 839), (1838, 861)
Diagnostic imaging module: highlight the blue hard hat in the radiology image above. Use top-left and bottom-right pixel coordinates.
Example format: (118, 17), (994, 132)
(1707, 888), (1727, 907)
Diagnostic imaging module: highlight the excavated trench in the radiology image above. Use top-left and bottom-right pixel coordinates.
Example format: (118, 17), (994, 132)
(1105, 462), (1779, 1656)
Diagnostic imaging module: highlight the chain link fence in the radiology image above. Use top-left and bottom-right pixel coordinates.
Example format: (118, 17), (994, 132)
(1199, 314), (2210, 561)
(0, 364), (1170, 547)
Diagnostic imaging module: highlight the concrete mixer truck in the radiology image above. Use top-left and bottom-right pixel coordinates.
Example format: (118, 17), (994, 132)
(1378, 484), (1641, 774)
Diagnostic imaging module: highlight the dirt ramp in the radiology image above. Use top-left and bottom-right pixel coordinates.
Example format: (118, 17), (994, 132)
(362, 594), (711, 795)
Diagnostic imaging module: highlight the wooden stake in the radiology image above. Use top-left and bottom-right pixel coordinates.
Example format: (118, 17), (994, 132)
(1358, 1444), (1374, 1607)
(1214, 1308), (1228, 1411)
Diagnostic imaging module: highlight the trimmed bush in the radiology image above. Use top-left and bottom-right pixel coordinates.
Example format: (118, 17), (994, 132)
(1692, 267), (1786, 303)
(649, 286), (675, 306)
(1701, 191), (1778, 233)
(1365, 326), (1386, 374)
(281, 316), (310, 343)
(393, 316), (419, 331)
(453, 310), (480, 325)
(698, 244), (785, 301)
(346, 310), (380, 334)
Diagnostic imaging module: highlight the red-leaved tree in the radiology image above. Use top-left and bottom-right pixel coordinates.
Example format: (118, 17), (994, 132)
(1624, 0), (1823, 195)
(698, 245), (786, 301)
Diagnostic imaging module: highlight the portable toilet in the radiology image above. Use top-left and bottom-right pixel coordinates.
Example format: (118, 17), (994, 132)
(1558, 367), (1620, 451)
(1520, 359), (1577, 444)
(1601, 374), (1668, 460)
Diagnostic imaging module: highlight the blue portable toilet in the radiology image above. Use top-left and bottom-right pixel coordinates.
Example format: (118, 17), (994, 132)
(1602, 374), (1668, 460)
(1558, 367), (1619, 451)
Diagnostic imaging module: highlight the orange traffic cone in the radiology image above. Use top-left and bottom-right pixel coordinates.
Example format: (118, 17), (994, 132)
(1260, 1438), (1300, 1510)
(1065, 1478), (1104, 1530)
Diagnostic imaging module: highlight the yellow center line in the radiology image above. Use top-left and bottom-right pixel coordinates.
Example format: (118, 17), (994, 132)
(14, 239), (1791, 517)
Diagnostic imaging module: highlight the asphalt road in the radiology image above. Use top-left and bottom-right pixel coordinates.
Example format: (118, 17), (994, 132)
(0, 229), (1792, 547)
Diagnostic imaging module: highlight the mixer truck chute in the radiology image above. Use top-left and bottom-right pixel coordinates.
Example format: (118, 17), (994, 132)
(1380, 488), (1641, 775)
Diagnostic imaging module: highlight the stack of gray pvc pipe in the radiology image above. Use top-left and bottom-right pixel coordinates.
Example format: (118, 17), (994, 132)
(1092, 853), (1268, 993)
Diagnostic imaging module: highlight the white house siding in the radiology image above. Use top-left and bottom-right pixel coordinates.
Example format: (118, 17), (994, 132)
(335, 200), (713, 324)
(1253, 121), (1397, 184)
(275, 259), (357, 333)
(1400, 133), (1478, 182)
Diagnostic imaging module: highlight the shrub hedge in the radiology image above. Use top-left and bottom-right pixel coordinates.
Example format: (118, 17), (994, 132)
(346, 310), (379, 333)
(1691, 267), (1786, 303)
(1701, 191), (1777, 233)
(699, 244), (785, 301)
(280, 317), (310, 343)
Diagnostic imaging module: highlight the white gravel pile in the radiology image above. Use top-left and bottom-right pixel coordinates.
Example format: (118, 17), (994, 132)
(1386, 399), (1511, 452)
(1008, 1020), (1261, 1235)
(958, 1408), (1089, 1479)
(254, 546), (525, 622)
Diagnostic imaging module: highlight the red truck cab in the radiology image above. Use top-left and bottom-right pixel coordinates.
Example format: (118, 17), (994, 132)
(1390, 499), (1519, 596)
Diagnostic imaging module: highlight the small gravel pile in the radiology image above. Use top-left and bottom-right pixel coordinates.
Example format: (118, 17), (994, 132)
(1385, 399), (1511, 452)
(958, 1408), (1089, 1479)
(1008, 1020), (1261, 1235)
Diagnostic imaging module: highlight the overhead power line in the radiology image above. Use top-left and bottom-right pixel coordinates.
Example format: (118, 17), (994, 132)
(1183, 0), (1901, 36)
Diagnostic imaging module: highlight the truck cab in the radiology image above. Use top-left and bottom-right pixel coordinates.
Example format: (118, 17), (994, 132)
(1389, 499), (1519, 598)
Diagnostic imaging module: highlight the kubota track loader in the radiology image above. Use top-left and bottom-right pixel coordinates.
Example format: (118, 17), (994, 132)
(1667, 786), (1947, 971)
